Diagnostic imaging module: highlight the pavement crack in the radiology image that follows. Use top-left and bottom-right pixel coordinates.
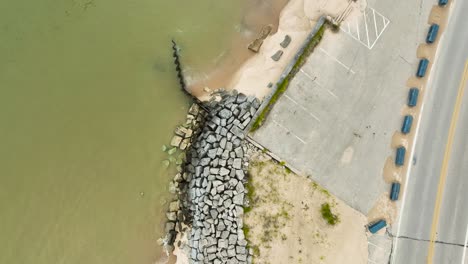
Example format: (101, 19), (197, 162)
(387, 233), (395, 264)
(399, 55), (411, 66)
(396, 235), (467, 248)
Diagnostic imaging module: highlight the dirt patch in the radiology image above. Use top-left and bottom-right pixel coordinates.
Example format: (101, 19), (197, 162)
(244, 152), (368, 264)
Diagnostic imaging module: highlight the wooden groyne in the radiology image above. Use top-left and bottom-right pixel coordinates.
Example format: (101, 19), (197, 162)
(171, 40), (190, 96)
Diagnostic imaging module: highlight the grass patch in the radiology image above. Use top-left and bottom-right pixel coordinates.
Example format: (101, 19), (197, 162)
(251, 24), (326, 132)
(243, 225), (251, 240)
(311, 182), (319, 189)
(244, 179), (256, 213)
(278, 160), (292, 173)
(320, 203), (339, 226)
(243, 224), (259, 263)
(279, 207), (290, 220)
(260, 206), (291, 242)
(251, 245), (260, 256)
(245, 180), (256, 202)
(250, 160), (268, 174)
(320, 188), (331, 197)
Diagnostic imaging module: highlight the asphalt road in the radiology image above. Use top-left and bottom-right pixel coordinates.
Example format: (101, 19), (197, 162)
(392, 1), (468, 263)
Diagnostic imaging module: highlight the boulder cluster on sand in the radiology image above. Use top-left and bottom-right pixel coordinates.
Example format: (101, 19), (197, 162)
(248, 25), (273, 53)
(183, 91), (260, 263)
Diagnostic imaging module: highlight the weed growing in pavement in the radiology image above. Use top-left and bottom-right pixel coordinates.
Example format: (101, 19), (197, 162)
(251, 24), (326, 131)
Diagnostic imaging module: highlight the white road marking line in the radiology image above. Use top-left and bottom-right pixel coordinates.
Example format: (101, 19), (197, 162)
(368, 241), (391, 252)
(391, 22), (441, 264)
(341, 26), (364, 47)
(325, 88), (339, 99)
(391, 84), (424, 264)
(312, 79), (339, 99)
(284, 94), (321, 122)
(340, 7), (389, 50)
(461, 223), (468, 264)
(299, 68), (322, 88)
(299, 69), (339, 99)
(369, 10), (391, 50)
(369, 9), (391, 49)
(363, 12), (371, 48)
(356, 19), (361, 40)
(299, 69), (315, 81)
(284, 94), (298, 104)
(311, 76), (323, 86)
(373, 8), (378, 37)
(319, 48), (356, 74)
(272, 120), (307, 144)
(376, 9), (390, 27)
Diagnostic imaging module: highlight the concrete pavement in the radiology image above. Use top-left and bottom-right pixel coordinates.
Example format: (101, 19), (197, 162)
(392, 0), (468, 262)
(251, 0), (434, 216)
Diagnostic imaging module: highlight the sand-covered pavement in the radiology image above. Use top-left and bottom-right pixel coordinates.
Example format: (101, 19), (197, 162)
(193, 0), (366, 101)
(229, 0), (365, 99)
(244, 152), (368, 264)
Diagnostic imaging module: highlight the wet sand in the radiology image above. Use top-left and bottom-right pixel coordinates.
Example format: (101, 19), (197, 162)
(186, 0), (290, 98)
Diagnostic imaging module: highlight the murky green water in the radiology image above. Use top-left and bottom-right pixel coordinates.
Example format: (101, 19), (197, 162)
(0, 0), (249, 263)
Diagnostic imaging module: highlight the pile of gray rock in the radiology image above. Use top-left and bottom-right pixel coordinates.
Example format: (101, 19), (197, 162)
(161, 103), (207, 253)
(183, 91), (261, 263)
(170, 103), (205, 151)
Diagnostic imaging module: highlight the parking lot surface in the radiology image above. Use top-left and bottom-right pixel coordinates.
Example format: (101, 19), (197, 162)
(251, 0), (434, 216)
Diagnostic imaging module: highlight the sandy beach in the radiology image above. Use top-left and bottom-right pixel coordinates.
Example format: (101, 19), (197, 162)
(189, 0), (365, 101)
(186, 0), (290, 99)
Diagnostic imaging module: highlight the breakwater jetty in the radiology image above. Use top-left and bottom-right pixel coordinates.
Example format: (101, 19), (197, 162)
(171, 39), (189, 96)
(185, 91), (260, 263)
(163, 91), (261, 263)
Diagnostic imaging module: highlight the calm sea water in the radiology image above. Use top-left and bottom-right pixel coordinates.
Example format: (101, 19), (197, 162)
(0, 0), (249, 263)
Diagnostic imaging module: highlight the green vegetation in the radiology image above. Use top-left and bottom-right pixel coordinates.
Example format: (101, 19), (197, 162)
(251, 78), (289, 131)
(244, 180), (256, 213)
(311, 182), (319, 189)
(278, 160), (292, 173)
(251, 245), (260, 257)
(320, 203), (339, 225)
(320, 188), (331, 197)
(249, 160), (267, 173)
(251, 24), (326, 132)
(330, 23), (340, 32)
(279, 206), (290, 220)
(243, 225), (251, 239)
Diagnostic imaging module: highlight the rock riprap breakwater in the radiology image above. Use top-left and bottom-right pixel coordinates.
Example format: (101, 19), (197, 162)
(160, 102), (206, 255)
(184, 92), (260, 264)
